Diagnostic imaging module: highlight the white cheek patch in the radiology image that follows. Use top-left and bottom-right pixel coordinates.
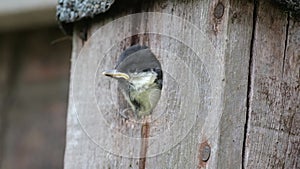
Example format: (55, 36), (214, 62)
(129, 72), (157, 90)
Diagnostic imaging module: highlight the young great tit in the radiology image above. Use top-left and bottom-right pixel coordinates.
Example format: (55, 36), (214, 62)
(103, 45), (162, 118)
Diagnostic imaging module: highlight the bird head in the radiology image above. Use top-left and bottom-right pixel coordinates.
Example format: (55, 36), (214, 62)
(103, 45), (162, 89)
(102, 45), (162, 118)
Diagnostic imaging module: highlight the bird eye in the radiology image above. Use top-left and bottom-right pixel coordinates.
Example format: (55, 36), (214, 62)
(142, 68), (152, 72)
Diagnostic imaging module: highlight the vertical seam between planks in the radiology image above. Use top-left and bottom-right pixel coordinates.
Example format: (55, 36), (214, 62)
(281, 13), (290, 78)
(241, 0), (258, 168)
(281, 12), (291, 169)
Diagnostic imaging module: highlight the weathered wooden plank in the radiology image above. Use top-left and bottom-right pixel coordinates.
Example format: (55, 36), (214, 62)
(282, 18), (300, 169)
(64, 0), (253, 168)
(244, 0), (300, 168)
(217, 0), (254, 168)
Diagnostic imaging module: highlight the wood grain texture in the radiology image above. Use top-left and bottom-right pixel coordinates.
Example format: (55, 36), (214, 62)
(244, 0), (300, 168)
(217, 0), (254, 168)
(64, 0), (253, 168)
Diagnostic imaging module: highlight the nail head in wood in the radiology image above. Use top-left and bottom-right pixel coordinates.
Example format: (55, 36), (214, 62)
(214, 2), (225, 19)
(201, 145), (211, 162)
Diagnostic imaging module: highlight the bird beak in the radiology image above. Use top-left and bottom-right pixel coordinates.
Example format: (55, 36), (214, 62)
(102, 69), (130, 80)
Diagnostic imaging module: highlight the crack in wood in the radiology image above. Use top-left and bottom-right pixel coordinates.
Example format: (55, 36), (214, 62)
(281, 14), (295, 169)
(242, 0), (258, 168)
(281, 13), (290, 78)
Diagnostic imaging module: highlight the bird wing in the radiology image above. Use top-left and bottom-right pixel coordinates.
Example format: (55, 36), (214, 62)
(148, 88), (161, 111)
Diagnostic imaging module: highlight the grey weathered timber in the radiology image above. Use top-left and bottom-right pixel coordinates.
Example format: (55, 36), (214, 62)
(217, 1), (254, 168)
(244, 0), (300, 168)
(56, 0), (300, 24)
(64, 0), (254, 169)
(63, 0), (300, 168)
